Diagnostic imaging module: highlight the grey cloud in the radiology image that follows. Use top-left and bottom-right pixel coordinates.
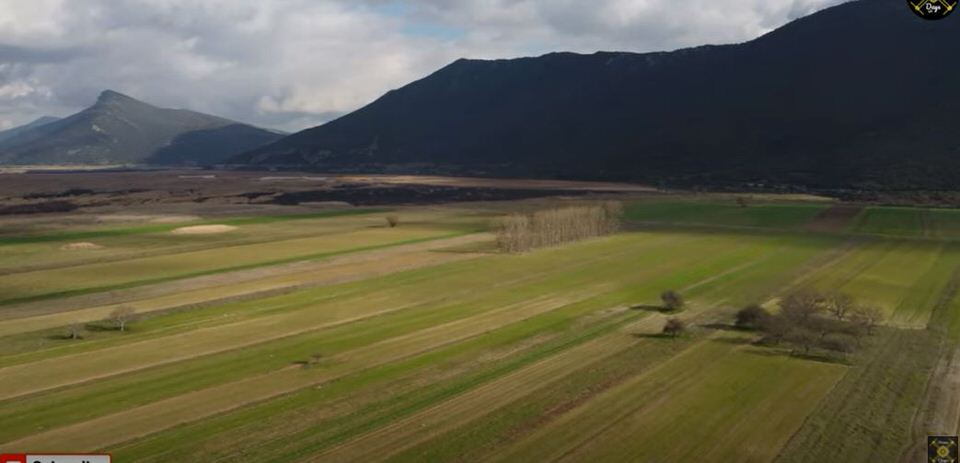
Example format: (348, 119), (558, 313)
(0, 0), (846, 133)
(0, 44), (86, 64)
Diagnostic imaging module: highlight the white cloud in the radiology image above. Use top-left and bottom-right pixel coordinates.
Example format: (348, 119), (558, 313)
(0, 0), (844, 132)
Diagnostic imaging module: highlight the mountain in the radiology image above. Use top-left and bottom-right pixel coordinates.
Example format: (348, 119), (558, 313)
(0, 116), (60, 143)
(0, 90), (283, 166)
(236, 0), (960, 190)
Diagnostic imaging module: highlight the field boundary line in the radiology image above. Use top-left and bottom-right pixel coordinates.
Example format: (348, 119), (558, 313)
(0, 234), (491, 333)
(309, 310), (649, 462)
(0, 230), (475, 307)
(2, 289), (609, 451)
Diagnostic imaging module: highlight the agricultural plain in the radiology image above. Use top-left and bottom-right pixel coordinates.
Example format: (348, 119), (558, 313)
(0, 193), (958, 462)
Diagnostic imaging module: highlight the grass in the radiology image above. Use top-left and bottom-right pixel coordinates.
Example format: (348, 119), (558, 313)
(851, 206), (960, 239)
(927, 209), (960, 239)
(0, 230), (784, 443)
(0, 208), (390, 246)
(113, 306), (642, 462)
(385, 322), (708, 463)
(624, 200), (826, 230)
(491, 332), (845, 463)
(0, 197), (954, 462)
(775, 328), (940, 463)
(852, 207), (926, 237)
(105, 230), (837, 461)
(0, 237), (484, 341)
(795, 239), (959, 327)
(0, 224), (473, 305)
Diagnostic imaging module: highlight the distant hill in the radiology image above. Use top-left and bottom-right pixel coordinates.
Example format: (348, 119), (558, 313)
(0, 91), (283, 166)
(0, 116), (60, 144)
(236, 0), (960, 190)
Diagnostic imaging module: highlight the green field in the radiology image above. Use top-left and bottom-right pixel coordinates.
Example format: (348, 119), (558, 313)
(852, 206), (960, 238)
(624, 200), (827, 230)
(0, 197), (957, 462)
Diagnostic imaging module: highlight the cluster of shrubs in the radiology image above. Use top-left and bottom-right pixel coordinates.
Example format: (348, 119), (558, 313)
(735, 290), (883, 358)
(495, 201), (623, 253)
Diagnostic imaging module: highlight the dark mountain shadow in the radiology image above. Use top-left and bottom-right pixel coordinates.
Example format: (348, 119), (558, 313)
(147, 124), (284, 166)
(235, 0), (960, 190)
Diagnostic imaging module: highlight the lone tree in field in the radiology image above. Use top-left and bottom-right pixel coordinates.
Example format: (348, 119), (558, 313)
(662, 318), (687, 337)
(300, 352), (324, 368)
(735, 304), (769, 329)
(109, 307), (138, 332)
(660, 290), (685, 312)
(385, 215), (400, 228)
(67, 321), (84, 340)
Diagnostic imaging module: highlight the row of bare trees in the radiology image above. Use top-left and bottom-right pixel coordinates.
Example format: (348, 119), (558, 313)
(495, 201), (623, 253)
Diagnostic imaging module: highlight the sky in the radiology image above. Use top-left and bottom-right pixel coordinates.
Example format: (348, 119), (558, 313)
(0, 0), (843, 133)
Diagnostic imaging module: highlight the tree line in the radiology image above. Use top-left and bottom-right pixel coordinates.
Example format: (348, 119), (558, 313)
(495, 201), (623, 253)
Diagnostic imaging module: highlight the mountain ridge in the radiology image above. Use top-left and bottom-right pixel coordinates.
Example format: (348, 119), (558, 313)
(0, 90), (283, 166)
(0, 116), (61, 144)
(235, 0), (960, 189)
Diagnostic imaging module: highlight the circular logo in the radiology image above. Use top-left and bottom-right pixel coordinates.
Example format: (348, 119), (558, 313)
(908, 0), (956, 19)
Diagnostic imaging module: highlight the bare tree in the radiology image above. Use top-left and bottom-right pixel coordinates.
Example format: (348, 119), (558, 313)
(751, 290), (873, 358)
(662, 318), (687, 337)
(300, 352), (324, 369)
(601, 201), (624, 234)
(824, 292), (855, 321)
(494, 202), (623, 253)
(851, 305), (884, 335)
(495, 214), (529, 253)
(780, 291), (824, 324)
(820, 334), (855, 359)
(385, 215), (400, 228)
(786, 328), (817, 356)
(67, 321), (84, 340)
(109, 306), (138, 332)
(660, 290), (685, 312)
(759, 314), (791, 345)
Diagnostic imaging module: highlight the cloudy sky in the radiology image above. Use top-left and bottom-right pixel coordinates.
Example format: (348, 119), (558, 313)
(0, 0), (842, 133)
